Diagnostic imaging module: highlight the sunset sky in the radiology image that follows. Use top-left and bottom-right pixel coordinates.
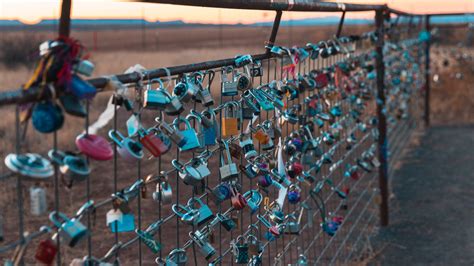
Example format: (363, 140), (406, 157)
(0, 0), (473, 24)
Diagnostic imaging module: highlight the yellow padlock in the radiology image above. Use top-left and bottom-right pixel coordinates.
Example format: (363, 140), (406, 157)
(221, 101), (240, 138)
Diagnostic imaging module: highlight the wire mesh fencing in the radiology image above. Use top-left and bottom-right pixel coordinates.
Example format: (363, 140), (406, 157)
(0, 8), (432, 266)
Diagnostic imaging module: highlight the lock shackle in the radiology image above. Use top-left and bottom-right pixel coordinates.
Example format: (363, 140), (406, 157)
(187, 196), (205, 209)
(185, 112), (203, 131)
(108, 130), (127, 147)
(243, 190), (262, 206)
(219, 139), (233, 166)
(49, 211), (71, 228)
(75, 200), (94, 219)
(200, 109), (216, 128)
(148, 78), (164, 90)
(172, 117), (192, 131)
(256, 214), (272, 229)
(171, 204), (191, 218)
(171, 159), (185, 173)
(247, 224), (259, 234)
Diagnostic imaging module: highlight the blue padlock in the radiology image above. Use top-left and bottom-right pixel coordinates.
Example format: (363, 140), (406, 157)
(201, 109), (218, 146)
(173, 117), (201, 152)
(109, 212), (136, 233)
(187, 197), (214, 226)
(243, 190), (262, 214)
(49, 211), (88, 247)
(69, 74), (97, 100)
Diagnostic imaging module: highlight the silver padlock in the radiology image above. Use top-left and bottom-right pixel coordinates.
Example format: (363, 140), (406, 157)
(152, 177), (173, 205)
(222, 66), (239, 96)
(219, 140), (239, 182)
(172, 159), (204, 186)
(189, 230), (216, 261)
(158, 86), (184, 116)
(155, 118), (186, 148)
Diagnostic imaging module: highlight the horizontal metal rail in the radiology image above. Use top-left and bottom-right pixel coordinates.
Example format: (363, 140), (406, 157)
(133, 0), (385, 12)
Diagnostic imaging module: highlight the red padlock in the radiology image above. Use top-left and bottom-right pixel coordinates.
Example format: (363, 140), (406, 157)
(269, 225), (280, 236)
(314, 73), (329, 89)
(138, 129), (170, 157)
(35, 239), (58, 265)
(231, 187), (247, 210)
(75, 133), (113, 161)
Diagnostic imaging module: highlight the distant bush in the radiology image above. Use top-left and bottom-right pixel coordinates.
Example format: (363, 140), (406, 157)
(0, 34), (42, 69)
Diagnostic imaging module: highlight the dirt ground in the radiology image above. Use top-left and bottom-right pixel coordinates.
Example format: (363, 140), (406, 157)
(369, 125), (474, 265)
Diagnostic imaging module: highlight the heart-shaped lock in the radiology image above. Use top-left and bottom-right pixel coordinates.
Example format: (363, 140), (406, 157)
(35, 237), (57, 265)
(75, 133), (113, 161)
(108, 130), (143, 162)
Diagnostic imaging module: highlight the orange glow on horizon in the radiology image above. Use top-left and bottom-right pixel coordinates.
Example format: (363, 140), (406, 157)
(0, 0), (473, 25)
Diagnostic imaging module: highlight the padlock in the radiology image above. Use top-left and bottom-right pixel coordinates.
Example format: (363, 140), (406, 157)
(172, 204), (200, 225)
(152, 176), (173, 205)
(230, 186), (247, 210)
(296, 254), (308, 266)
(241, 90), (261, 117)
(260, 137), (274, 151)
(59, 93), (86, 117)
(221, 101), (240, 137)
(48, 150), (90, 186)
(252, 126), (270, 144)
(190, 157), (211, 179)
(189, 230), (216, 260)
(156, 119), (186, 148)
(172, 159), (204, 186)
(108, 130), (144, 162)
(240, 163), (258, 179)
(283, 214), (300, 235)
(166, 248), (188, 266)
(266, 202), (285, 224)
(187, 197), (214, 226)
(173, 76), (199, 103)
(173, 117), (201, 152)
(258, 87), (284, 110)
(232, 236), (249, 264)
(49, 211), (88, 247)
(144, 78), (170, 109)
(32, 101), (64, 133)
(239, 138), (257, 160)
(69, 75), (97, 100)
(257, 173), (273, 188)
(246, 234), (262, 257)
(236, 71), (252, 91)
(138, 128), (170, 157)
(287, 184), (301, 204)
(185, 112), (206, 151)
(250, 61), (263, 77)
(210, 183), (232, 204)
(107, 208), (135, 233)
(35, 238), (57, 265)
(158, 86), (184, 116)
(243, 190), (262, 214)
(287, 160), (303, 179)
(216, 213), (236, 231)
(136, 229), (161, 253)
(222, 66), (239, 96)
(219, 140), (239, 182)
(200, 109), (218, 146)
(75, 133), (113, 161)
(257, 214), (280, 238)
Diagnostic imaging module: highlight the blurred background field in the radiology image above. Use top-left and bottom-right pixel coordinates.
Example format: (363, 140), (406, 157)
(0, 23), (472, 264)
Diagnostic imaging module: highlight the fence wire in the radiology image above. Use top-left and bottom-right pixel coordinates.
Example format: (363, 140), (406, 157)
(0, 12), (433, 266)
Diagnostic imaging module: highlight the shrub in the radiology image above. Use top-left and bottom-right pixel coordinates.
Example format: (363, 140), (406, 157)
(0, 34), (42, 69)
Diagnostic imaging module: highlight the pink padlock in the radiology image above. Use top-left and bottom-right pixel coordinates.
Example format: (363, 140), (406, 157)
(76, 133), (113, 161)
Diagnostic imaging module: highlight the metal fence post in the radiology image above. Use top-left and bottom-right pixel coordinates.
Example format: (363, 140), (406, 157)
(424, 15), (431, 127)
(375, 10), (389, 227)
